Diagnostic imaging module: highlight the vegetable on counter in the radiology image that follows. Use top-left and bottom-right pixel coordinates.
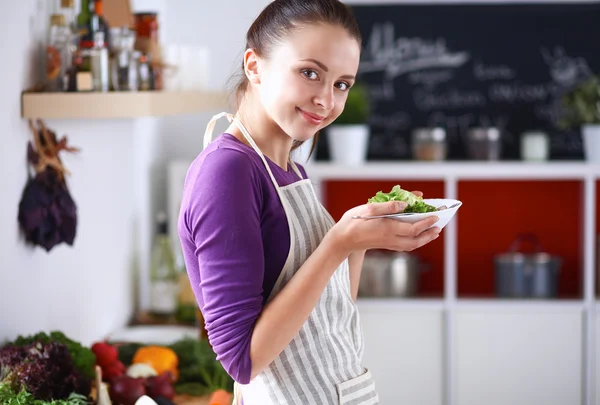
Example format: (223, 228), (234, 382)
(115, 338), (234, 397)
(107, 372), (175, 405)
(0, 341), (91, 401)
(0, 383), (89, 405)
(367, 185), (438, 213)
(207, 389), (232, 405)
(8, 331), (96, 381)
(132, 346), (179, 382)
(91, 342), (126, 383)
(167, 338), (234, 396)
(126, 364), (158, 379)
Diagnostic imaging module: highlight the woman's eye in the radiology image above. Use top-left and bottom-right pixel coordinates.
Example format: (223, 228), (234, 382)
(301, 69), (319, 80)
(336, 82), (350, 91)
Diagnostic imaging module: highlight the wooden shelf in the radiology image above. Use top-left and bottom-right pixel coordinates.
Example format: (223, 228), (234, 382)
(21, 90), (229, 119)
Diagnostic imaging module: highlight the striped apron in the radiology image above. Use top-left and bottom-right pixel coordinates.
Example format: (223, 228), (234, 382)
(203, 113), (379, 405)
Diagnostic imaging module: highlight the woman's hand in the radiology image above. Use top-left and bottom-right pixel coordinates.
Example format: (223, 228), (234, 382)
(326, 198), (441, 257)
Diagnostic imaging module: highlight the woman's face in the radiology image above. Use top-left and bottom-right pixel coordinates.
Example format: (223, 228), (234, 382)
(253, 23), (361, 142)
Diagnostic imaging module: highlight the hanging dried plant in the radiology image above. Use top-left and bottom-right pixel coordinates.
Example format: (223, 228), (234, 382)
(17, 120), (80, 252)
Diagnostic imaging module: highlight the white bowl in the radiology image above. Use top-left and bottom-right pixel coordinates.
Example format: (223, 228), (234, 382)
(384, 198), (462, 230)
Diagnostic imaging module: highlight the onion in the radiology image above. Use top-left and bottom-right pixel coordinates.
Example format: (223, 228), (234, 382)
(109, 375), (147, 405)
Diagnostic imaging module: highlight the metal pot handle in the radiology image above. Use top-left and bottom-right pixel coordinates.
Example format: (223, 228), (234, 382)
(508, 232), (544, 254)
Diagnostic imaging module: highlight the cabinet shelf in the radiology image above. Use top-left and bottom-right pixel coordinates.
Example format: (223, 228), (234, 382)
(357, 298), (445, 310)
(21, 90), (229, 119)
(455, 298), (585, 311)
(306, 161), (599, 180)
(356, 298), (585, 311)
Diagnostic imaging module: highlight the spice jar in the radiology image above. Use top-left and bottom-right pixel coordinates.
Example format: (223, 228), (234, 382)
(466, 127), (502, 160)
(412, 128), (447, 161)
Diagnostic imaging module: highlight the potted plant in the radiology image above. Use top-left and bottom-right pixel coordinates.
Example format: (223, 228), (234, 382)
(560, 75), (600, 162)
(327, 81), (371, 165)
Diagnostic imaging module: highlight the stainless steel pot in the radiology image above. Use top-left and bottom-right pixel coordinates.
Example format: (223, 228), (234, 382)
(359, 251), (429, 297)
(494, 233), (562, 298)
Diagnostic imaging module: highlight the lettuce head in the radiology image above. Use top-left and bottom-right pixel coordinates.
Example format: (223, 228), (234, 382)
(367, 185), (437, 213)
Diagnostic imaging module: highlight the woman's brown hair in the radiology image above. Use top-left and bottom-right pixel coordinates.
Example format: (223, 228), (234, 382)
(229, 0), (362, 158)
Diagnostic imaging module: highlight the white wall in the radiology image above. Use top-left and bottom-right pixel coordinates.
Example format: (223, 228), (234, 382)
(0, 0), (167, 346)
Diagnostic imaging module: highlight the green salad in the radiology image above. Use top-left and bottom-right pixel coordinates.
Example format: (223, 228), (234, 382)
(367, 185), (438, 213)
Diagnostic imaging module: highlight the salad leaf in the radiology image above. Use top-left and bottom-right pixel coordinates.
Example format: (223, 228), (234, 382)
(367, 185), (437, 213)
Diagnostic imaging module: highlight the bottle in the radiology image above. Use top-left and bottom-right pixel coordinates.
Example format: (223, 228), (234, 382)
(90, 31), (109, 91)
(46, 14), (72, 92)
(59, 0), (75, 31)
(94, 0), (112, 50)
(138, 53), (153, 91)
(77, 0), (110, 50)
(149, 212), (179, 318)
(175, 252), (197, 325)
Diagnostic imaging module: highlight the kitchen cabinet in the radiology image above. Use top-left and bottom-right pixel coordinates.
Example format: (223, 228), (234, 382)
(454, 310), (582, 405)
(596, 312), (599, 405)
(304, 161), (599, 405)
(357, 300), (444, 405)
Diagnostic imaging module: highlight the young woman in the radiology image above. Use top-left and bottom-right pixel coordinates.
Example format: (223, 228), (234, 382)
(178, 1), (441, 403)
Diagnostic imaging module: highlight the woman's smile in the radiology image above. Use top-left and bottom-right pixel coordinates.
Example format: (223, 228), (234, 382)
(297, 107), (326, 126)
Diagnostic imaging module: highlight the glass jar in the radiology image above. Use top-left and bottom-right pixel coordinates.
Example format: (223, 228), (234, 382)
(466, 127), (502, 160)
(134, 12), (159, 40)
(412, 128), (447, 161)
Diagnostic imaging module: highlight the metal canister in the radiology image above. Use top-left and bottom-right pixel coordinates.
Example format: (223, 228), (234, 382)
(494, 233), (562, 298)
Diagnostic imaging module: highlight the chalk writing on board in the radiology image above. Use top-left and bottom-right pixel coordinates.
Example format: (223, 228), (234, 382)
(541, 46), (592, 89)
(426, 111), (510, 139)
(408, 70), (454, 90)
(369, 111), (412, 134)
(367, 81), (396, 102)
(488, 83), (553, 104)
(348, 3), (600, 160)
(360, 22), (470, 80)
(473, 60), (516, 81)
(413, 88), (487, 111)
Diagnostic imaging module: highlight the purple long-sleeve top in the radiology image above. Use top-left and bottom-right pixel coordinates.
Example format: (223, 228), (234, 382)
(178, 133), (308, 384)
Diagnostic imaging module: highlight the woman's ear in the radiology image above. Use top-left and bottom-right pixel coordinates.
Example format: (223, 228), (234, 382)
(244, 48), (261, 85)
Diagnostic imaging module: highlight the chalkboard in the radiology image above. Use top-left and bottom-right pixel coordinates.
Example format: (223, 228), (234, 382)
(317, 2), (600, 161)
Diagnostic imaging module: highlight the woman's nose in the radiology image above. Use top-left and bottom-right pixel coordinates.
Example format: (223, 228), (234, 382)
(313, 86), (334, 111)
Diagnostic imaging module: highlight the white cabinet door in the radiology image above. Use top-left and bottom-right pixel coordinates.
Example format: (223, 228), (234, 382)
(455, 311), (582, 405)
(596, 312), (599, 405)
(358, 302), (444, 405)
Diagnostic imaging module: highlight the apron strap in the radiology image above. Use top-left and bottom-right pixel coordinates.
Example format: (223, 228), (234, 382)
(203, 112), (305, 193)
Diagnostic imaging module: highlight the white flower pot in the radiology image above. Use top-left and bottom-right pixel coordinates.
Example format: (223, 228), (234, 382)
(582, 124), (600, 163)
(327, 124), (369, 165)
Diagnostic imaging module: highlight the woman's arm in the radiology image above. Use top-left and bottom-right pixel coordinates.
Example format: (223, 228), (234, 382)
(248, 200), (440, 380)
(348, 250), (366, 301)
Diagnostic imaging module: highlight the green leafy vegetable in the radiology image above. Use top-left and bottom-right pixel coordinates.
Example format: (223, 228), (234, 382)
(8, 331), (95, 380)
(367, 185), (437, 213)
(0, 341), (91, 400)
(0, 383), (89, 405)
(116, 342), (145, 366)
(168, 338), (234, 395)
